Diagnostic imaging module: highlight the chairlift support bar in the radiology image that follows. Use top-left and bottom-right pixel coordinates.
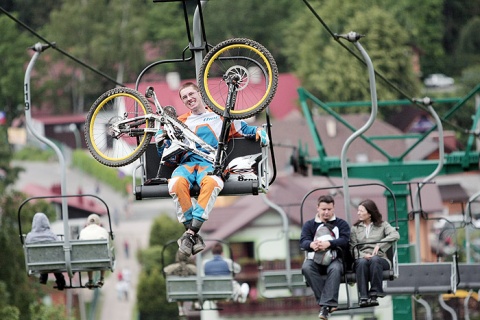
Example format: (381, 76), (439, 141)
(335, 32), (378, 227)
(24, 43), (74, 277)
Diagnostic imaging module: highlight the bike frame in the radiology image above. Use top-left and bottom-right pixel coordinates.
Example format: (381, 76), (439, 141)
(112, 81), (268, 184)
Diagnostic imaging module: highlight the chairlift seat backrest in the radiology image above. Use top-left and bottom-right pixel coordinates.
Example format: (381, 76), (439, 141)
(135, 138), (263, 199)
(457, 263), (480, 290)
(384, 262), (456, 295)
(24, 239), (114, 275)
(261, 243), (397, 295)
(166, 275), (234, 302)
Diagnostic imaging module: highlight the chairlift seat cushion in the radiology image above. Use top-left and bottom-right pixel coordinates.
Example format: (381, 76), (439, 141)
(261, 269), (307, 290)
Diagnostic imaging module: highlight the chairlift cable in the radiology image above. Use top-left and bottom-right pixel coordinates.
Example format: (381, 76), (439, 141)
(0, 6), (124, 88)
(301, 0), (469, 135)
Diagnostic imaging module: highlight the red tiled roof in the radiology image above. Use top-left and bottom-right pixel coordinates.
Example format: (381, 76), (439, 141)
(21, 183), (107, 215)
(127, 73), (300, 120)
(32, 114), (86, 125)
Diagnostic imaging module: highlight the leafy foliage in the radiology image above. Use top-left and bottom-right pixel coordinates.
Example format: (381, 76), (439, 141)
(0, 14), (34, 125)
(137, 267), (177, 319)
(136, 214), (184, 319)
(0, 124), (64, 320)
(285, 2), (420, 104)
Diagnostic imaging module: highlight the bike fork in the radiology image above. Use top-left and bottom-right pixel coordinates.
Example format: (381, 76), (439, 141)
(212, 75), (239, 177)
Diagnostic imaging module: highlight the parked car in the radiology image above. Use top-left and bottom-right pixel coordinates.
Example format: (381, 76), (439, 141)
(424, 73), (455, 88)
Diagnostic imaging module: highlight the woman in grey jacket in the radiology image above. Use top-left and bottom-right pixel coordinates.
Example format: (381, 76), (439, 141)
(349, 199), (399, 307)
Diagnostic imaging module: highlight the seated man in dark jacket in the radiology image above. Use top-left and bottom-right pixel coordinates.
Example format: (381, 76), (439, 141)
(300, 195), (351, 320)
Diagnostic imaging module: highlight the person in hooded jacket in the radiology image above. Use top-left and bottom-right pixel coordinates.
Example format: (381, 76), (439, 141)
(25, 212), (66, 290)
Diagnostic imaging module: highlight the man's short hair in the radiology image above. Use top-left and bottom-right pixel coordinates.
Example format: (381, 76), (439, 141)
(317, 195), (335, 206)
(212, 242), (223, 255)
(178, 82), (199, 97)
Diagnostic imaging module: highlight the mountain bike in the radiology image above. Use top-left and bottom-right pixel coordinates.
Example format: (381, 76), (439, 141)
(84, 38), (278, 179)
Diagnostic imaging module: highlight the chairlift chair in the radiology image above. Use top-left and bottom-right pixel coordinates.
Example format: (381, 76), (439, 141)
(258, 183), (400, 311)
(161, 239), (238, 309)
(131, 0), (276, 200)
(18, 194), (115, 289)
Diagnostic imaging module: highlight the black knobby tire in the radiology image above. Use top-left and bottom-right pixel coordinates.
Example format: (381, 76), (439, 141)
(198, 38), (279, 120)
(84, 87), (154, 167)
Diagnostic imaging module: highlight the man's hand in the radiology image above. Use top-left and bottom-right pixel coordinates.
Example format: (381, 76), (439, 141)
(155, 129), (166, 147)
(311, 239), (331, 251)
(256, 128), (269, 147)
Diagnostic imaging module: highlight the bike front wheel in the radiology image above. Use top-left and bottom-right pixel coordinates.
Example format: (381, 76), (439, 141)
(198, 38), (278, 120)
(84, 87), (154, 167)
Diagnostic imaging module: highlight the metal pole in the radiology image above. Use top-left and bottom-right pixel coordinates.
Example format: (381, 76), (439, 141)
(193, 1), (207, 80)
(24, 43), (73, 277)
(260, 194), (292, 284)
(465, 190), (480, 263)
(336, 32), (378, 226)
(413, 103), (444, 262)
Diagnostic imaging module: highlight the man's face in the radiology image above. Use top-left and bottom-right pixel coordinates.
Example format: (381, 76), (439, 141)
(316, 201), (334, 222)
(179, 86), (204, 114)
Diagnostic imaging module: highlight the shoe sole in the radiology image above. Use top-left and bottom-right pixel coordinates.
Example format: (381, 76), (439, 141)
(192, 245), (205, 255)
(177, 238), (193, 256)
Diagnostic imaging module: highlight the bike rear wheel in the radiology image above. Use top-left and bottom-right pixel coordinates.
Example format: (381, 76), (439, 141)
(84, 87), (154, 167)
(198, 38), (278, 120)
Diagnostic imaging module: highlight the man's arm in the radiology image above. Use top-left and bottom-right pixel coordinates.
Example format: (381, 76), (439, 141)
(330, 219), (351, 250)
(300, 220), (315, 252)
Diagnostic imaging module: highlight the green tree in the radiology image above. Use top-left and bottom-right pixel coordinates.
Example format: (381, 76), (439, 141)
(455, 17), (480, 70)
(0, 14), (34, 125)
(2, 0), (61, 30)
(384, 0), (445, 77)
(148, 214), (184, 248)
(137, 267), (177, 320)
(0, 282), (20, 320)
(137, 215), (183, 319)
(143, 2), (195, 79)
(39, 0), (151, 114)
(0, 125), (61, 320)
(285, 2), (419, 104)
(202, 0), (304, 72)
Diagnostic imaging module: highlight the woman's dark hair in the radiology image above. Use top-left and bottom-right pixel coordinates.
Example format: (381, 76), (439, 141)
(354, 199), (383, 226)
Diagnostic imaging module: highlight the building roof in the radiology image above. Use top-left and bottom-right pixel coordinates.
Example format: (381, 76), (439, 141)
(126, 73), (300, 120)
(438, 183), (470, 203)
(21, 183), (107, 216)
(32, 114), (86, 125)
(201, 175), (444, 250)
